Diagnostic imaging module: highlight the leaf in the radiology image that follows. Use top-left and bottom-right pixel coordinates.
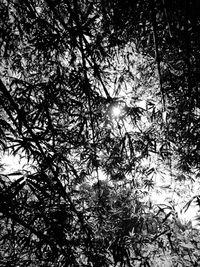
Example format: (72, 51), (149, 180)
(7, 172), (23, 176)
(181, 197), (195, 213)
(145, 167), (155, 176)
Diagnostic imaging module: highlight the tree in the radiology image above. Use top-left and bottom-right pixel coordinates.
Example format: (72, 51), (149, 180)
(0, 0), (200, 266)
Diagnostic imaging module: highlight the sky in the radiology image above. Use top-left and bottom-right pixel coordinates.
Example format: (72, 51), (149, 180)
(0, 153), (31, 174)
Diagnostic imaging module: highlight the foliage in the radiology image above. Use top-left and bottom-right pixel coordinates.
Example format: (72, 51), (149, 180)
(0, 0), (200, 266)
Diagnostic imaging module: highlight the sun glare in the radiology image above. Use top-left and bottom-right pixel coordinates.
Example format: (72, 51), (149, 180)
(112, 106), (121, 117)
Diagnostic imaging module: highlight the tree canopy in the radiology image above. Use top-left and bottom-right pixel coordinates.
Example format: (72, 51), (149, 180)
(0, 0), (200, 266)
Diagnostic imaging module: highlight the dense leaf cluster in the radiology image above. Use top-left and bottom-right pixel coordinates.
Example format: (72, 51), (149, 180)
(0, 0), (200, 266)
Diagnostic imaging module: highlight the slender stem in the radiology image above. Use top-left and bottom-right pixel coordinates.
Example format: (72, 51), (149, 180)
(150, 0), (166, 112)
